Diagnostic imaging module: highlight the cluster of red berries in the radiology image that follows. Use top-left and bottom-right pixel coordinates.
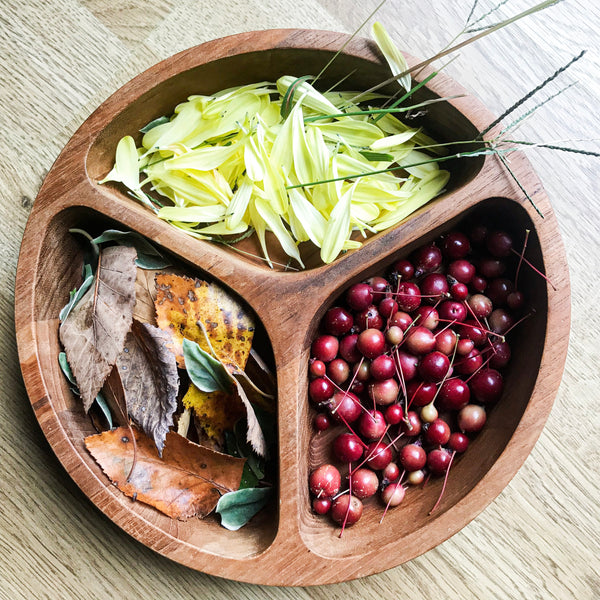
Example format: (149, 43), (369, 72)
(308, 224), (529, 530)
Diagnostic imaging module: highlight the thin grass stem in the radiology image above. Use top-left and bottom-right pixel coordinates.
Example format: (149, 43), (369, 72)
(306, 94), (464, 124)
(497, 153), (544, 218)
(465, 0), (481, 26)
(349, 0), (561, 104)
(323, 69), (358, 94)
(500, 139), (600, 158)
(373, 70), (439, 121)
(466, 0), (511, 30)
(498, 83), (578, 136)
(313, 0), (389, 86)
(480, 51), (585, 138)
(285, 147), (506, 189)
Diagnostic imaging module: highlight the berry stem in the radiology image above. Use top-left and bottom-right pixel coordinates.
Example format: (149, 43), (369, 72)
(428, 337), (459, 405)
(429, 450), (456, 515)
(393, 347), (408, 400)
(502, 310), (535, 336)
(434, 318), (457, 336)
(389, 292), (442, 299)
(343, 356), (364, 396)
(464, 352), (493, 383)
(439, 318), (503, 340)
(407, 380), (424, 411)
(462, 298), (497, 352)
(380, 482), (405, 524)
(514, 229), (530, 288)
(339, 462), (353, 538)
(333, 409), (369, 449)
(509, 247), (556, 290)
(382, 430), (404, 453)
(350, 426), (390, 474)
(395, 311), (423, 348)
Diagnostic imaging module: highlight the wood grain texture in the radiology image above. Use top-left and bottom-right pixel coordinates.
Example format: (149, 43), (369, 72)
(1, 0), (599, 598)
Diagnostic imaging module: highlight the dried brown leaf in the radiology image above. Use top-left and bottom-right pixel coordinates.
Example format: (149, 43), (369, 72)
(133, 268), (158, 324)
(85, 426), (246, 519)
(59, 246), (137, 411)
(117, 320), (179, 455)
(101, 366), (128, 426)
(232, 376), (267, 457)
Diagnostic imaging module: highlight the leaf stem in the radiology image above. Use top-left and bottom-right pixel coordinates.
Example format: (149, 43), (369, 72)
(125, 422), (139, 483)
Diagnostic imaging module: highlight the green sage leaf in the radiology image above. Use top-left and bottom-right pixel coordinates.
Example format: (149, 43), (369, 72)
(216, 487), (272, 531)
(140, 115), (170, 133)
(183, 338), (232, 393)
(91, 229), (171, 269)
(68, 228), (100, 270)
(93, 391), (113, 430)
(59, 263), (94, 322)
(58, 352), (113, 428)
(58, 351), (77, 386)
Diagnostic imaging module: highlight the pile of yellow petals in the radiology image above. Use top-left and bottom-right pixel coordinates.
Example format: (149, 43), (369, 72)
(103, 63), (449, 267)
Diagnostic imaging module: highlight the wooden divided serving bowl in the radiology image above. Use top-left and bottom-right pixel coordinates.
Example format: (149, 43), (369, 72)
(15, 29), (570, 585)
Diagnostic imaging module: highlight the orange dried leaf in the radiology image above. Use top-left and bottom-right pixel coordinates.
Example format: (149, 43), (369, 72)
(85, 426), (246, 520)
(134, 266), (187, 324)
(154, 273), (254, 371)
(182, 383), (245, 447)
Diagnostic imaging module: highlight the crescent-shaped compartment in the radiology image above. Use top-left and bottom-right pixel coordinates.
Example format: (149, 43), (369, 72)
(301, 197), (548, 557)
(15, 30), (570, 585)
(18, 204), (280, 558)
(85, 30), (485, 271)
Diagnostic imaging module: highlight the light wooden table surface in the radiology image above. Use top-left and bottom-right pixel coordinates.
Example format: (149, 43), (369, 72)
(1, 1), (598, 598)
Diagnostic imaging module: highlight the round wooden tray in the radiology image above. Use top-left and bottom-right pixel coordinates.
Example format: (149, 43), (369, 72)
(15, 29), (570, 585)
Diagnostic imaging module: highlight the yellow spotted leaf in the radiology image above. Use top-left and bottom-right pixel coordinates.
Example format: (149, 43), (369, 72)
(182, 383), (246, 447)
(154, 273), (254, 371)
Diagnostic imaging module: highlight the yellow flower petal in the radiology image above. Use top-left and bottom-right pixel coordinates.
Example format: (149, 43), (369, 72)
(320, 182), (355, 264)
(372, 22), (411, 92)
(157, 205), (226, 223)
(254, 197), (303, 268)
